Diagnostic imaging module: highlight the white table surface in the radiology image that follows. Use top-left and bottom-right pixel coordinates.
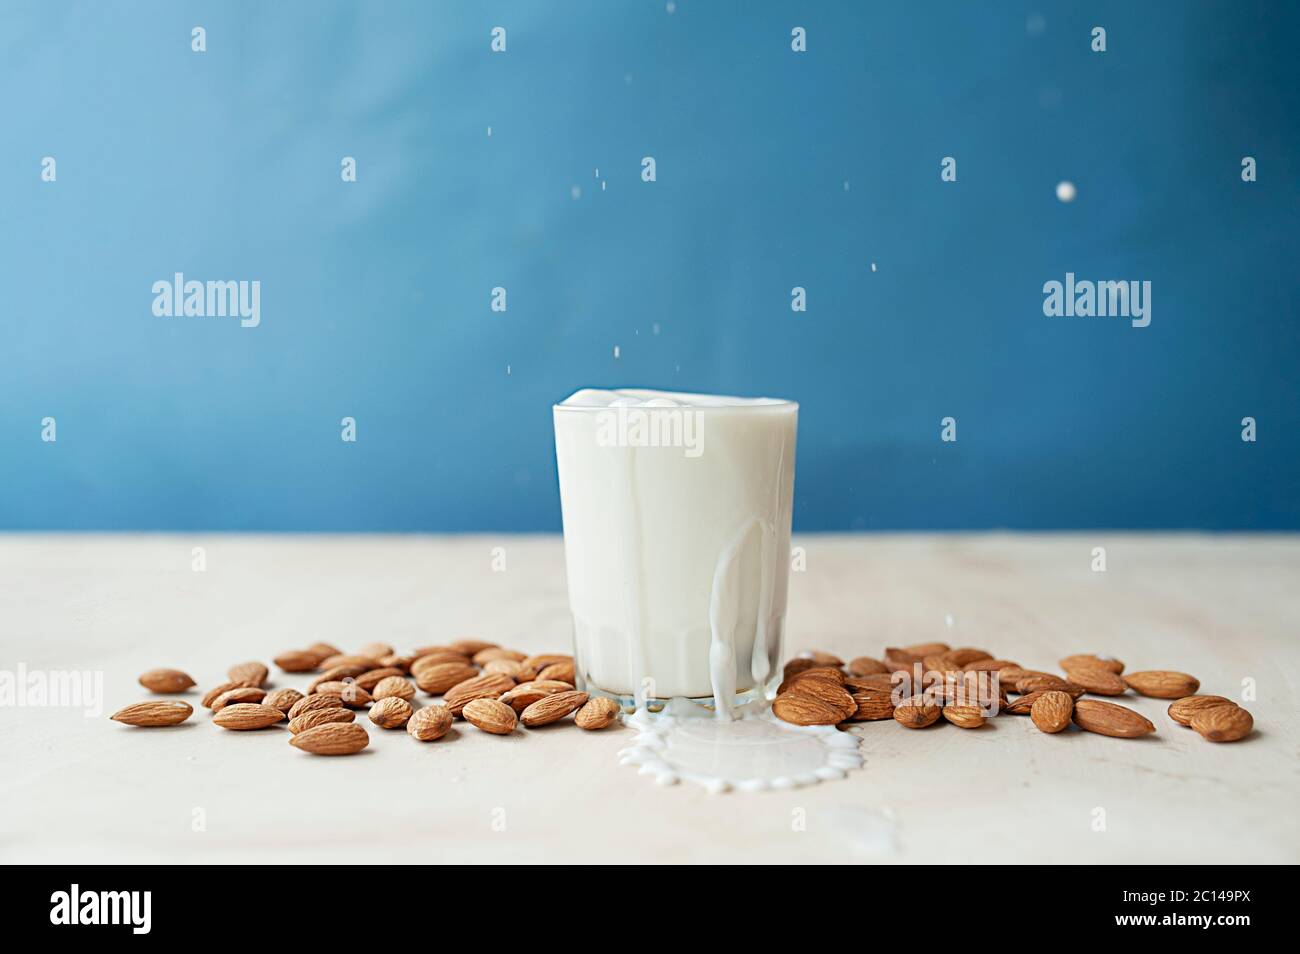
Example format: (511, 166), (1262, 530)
(2, 533), (1296, 864)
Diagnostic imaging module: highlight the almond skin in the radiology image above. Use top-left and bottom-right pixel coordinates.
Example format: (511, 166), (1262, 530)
(138, 668), (196, 693)
(772, 691), (843, 726)
(575, 696), (621, 730)
(942, 705), (986, 729)
(522, 653), (572, 672)
(1003, 690), (1048, 715)
(947, 648), (992, 667)
(1015, 673), (1083, 696)
(463, 698), (518, 735)
(782, 658), (820, 679)
(1073, 699), (1156, 738)
(473, 647), (527, 665)
(1063, 665), (1129, 696)
(520, 690), (589, 727)
(536, 661), (576, 685)
(411, 651), (473, 675)
(499, 681), (572, 713)
(313, 682), (372, 708)
(263, 688), (305, 715)
(903, 642), (950, 657)
(318, 654), (381, 672)
(1189, 706), (1253, 742)
(962, 658), (1019, 672)
(290, 722), (369, 755)
(845, 673), (895, 692)
(483, 659), (536, 680)
(355, 667), (405, 691)
(1060, 653), (1124, 675)
(893, 698), (941, 729)
(368, 697), (413, 729)
(227, 661), (269, 688)
(449, 639), (498, 656)
(443, 673), (515, 716)
(1124, 671), (1200, 699)
(357, 642), (395, 661)
(288, 707), (355, 734)
(1167, 695), (1237, 727)
(211, 686), (267, 710)
(407, 705), (453, 741)
(371, 676), (416, 702)
(414, 662), (480, 695)
(846, 688), (896, 721)
(273, 650), (321, 673)
(781, 677), (856, 721)
(288, 693), (344, 720)
(379, 654), (415, 672)
(846, 656), (889, 676)
(201, 681), (242, 708)
(111, 700), (193, 727)
(1030, 690), (1074, 733)
(213, 703), (285, 730)
(308, 665), (369, 692)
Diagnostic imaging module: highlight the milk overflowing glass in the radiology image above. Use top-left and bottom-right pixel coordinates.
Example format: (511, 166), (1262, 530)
(553, 389), (797, 718)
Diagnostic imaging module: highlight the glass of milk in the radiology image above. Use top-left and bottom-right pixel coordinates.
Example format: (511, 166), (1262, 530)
(553, 389), (797, 717)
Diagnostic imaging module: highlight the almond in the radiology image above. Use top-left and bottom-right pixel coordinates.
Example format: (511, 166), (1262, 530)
(213, 703), (285, 730)
(227, 661), (269, 688)
(407, 705), (453, 741)
(414, 662), (480, 695)
(1003, 690), (1048, 715)
(273, 650), (321, 673)
(263, 687), (305, 715)
(201, 681), (242, 708)
(798, 650), (844, 667)
(1167, 695), (1237, 727)
(536, 661), (576, 685)
(772, 691), (842, 726)
(483, 659), (536, 680)
(305, 641), (343, 660)
(1063, 665), (1129, 696)
(318, 653), (380, 672)
(290, 722), (369, 755)
(354, 667), (405, 691)
(379, 654), (415, 672)
(499, 681), (573, 713)
(1060, 653), (1124, 674)
(111, 700), (193, 727)
(846, 656), (889, 676)
(1030, 690), (1074, 733)
(893, 697), (941, 729)
(449, 639), (498, 656)
(288, 707), (355, 734)
(368, 697), (413, 729)
(522, 653), (572, 671)
(138, 668), (196, 693)
(781, 677), (855, 721)
(463, 698), (517, 734)
(443, 672), (515, 716)
(962, 658), (1019, 672)
(357, 642), (395, 661)
(903, 642), (950, 657)
(309, 664), (369, 692)
(783, 658), (820, 679)
(371, 675), (415, 702)
(845, 673), (895, 692)
(942, 705), (986, 729)
(473, 647), (526, 665)
(288, 693), (344, 720)
(520, 690), (589, 727)
(1124, 671), (1199, 699)
(313, 681), (372, 707)
(947, 648), (992, 667)
(211, 686), (267, 710)
(411, 650), (472, 675)
(883, 647), (922, 671)
(1189, 705), (1253, 742)
(1072, 699), (1156, 738)
(575, 696), (621, 730)
(846, 688), (896, 721)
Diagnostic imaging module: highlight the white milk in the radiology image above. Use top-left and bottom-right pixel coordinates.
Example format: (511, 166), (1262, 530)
(553, 388), (797, 716)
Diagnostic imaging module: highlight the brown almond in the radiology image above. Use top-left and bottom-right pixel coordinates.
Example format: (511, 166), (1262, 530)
(1003, 690), (1048, 715)
(1073, 699), (1156, 738)
(797, 650), (844, 668)
(313, 681), (372, 707)
(893, 697), (941, 729)
(1030, 690), (1074, 733)
(449, 639), (497, 656)
(1189, 706), (1253, 742)
(211, 686), (267, 711)
(1124, 671), (1200, 699)
(263, 687), (305, 715)
(288, 693), (344, 720)
(1060, 653), (1124, 674)
(443, 672), (516, 716)
(846, 688), (896, 721)
(371, 676), (415, 702)
(520, 690), (589, 727)
(473, 647), (526, 665)
(536, 661), (576, 685)
(414, 662), (480, 695)
(773, 691), (842, 726)
(138, 668), (196, 693)
(846, 656), (889, 676)
(1064, 665), (1129, 696)
(782, 657), (820, 679)
(201, 681), (241, 708)
(355, 667), (405, 691)
(305, 641), (343, 660)
(845, 673), (895, 692)
(410, 650), (472, 675)
(463, 698), (518, 734)
(288, 707), (355, 734)
(499, 681), (572, 713)
(368, 697), (413, 729)
(942, 704), (986, 729)
(782, 677), (855, 721)
(407, 705), (453, 741)
(308, 664), (369, 692)
(318, 653), (380, 671)
(273, 650), (321, 673)
(1016, 673), (1084, 697)
(575, 696), (621, 730)
(483, 659), (536, 680)
(290, 722), (369, 755)
(111, 700), (193, 727)
(379, 654), (415, 672)
(357, 642), (395, 661)
(962, 658), (1019, 672)
(213, 703), (284, 730)
(227, 661), (269, 688)
(1167, 695), (1237, 727)
(522, 653), (572, 672)
(903, 642), (950, 657)
(947, 648), (992, 667)
(883, 647), (922, 671)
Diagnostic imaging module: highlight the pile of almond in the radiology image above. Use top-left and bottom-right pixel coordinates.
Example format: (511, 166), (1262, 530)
(111, 641), (621, 755)
(773, 644), (1254, 743)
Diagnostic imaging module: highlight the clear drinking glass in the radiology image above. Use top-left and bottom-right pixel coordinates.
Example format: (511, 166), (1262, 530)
(553, 389), (797, 715)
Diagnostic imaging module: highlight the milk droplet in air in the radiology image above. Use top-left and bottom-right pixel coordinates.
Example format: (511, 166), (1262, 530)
(571, 185), (581, 200)
(871, 262), (877, 272)
(1056, 180), (1077, 203)
(613, 345), (620, 359)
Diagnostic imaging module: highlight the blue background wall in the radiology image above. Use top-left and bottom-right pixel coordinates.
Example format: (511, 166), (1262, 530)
(3, 0), (1297, 531)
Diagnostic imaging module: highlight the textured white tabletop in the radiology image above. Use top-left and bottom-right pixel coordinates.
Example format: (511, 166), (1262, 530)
(2, 533), (1296, 864)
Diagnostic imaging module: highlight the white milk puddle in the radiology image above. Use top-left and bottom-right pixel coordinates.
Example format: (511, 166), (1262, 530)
(618, 700), (863, 794)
